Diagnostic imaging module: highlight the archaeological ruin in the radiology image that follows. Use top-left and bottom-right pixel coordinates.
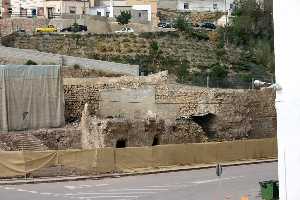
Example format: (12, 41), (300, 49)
(0, 69), (276, 151)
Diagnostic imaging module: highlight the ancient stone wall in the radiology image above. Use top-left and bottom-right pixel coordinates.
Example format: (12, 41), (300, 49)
(0, 125), (81, 151)
(80, 116), (207, 148)
(65, 72), (276, 144)
(63, 71), (168, 122)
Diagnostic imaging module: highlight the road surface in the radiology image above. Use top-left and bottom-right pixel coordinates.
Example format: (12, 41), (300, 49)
(0, 162), (277, 200)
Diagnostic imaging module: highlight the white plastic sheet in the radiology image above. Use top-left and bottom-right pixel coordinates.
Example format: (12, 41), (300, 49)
(0, 65), (65, 131)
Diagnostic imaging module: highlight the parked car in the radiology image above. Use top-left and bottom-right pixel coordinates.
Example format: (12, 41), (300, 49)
(16, 28), (26, 33)
(115, 27), (134, 33)
(200, 22), (216, 30)
(158, 21), (174, 28)
(61, 24), (88, 32)
(35, 25), (57, 33)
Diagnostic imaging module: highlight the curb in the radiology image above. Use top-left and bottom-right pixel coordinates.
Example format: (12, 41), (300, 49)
(0, 158), (277, 185)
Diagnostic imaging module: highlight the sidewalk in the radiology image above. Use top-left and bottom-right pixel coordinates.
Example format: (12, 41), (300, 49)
(0, 158), (277, 185)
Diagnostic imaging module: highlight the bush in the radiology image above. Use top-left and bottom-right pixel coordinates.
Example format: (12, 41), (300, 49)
(176, 63), (189, 83)
(25, 60), (37, 65)
(209, 63), (228, 80)
(190, 31), (209, 41)
(174, 15), (192, 33)
(215, 48), (226, 58)
(73, 64), (80, 70)
(116, 10), (131, 26)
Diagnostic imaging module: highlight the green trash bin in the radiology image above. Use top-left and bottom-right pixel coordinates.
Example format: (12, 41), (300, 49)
(259, 180), (279, 200)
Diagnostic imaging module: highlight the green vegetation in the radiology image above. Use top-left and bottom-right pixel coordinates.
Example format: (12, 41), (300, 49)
(221, 0), (274, 72)
(209, 63), (228, 80)
(73, 64), (80, 70)
(25, 60), (37, 65)
(116, 11), (132, 27)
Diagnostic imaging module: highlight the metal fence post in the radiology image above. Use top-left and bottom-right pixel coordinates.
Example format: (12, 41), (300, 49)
(206, 75), (210, 88)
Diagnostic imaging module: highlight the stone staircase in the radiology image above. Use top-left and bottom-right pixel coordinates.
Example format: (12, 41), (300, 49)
(14, 133), (48, 151)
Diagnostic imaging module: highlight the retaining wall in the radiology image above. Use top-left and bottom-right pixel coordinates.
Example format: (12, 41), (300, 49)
(0, 46), (139, 75)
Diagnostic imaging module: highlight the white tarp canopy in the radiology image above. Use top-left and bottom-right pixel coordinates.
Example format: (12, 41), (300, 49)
(0, 65), (65, 132)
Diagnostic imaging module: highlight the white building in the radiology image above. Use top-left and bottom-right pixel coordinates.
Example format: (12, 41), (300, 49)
(89, 0), (156, 23)
(45, 0), (89, 18)
(9, 0), (44, 16)
(158, 0), (235, 12)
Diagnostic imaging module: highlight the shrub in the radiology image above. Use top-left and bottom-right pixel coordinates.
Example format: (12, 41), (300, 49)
(73, 64), (80, 70)
(215, 48), (226, 58)
(116, 10), (131, 26)
(25, 60), (37, 65)
(190, 31), (209, 41)
(209, 63), (228, 80)
(174, 14), (192, 33)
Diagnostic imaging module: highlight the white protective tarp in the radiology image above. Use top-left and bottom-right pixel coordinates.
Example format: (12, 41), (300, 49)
(0, 65), (65, 132)
(274, 1), (300, 199)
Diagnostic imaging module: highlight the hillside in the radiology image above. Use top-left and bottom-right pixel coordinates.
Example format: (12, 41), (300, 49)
(2, 31), (272, 88)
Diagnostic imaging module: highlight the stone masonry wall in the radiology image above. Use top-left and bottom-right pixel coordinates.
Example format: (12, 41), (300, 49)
(64, 71), (276, 142)
(63, 71), (168, 122)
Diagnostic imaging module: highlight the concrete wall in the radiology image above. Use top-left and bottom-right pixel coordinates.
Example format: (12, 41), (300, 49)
(158, 0), (177, 10)
(0, 16), (152, 36)
(0, 46), (139, 75)
(99, 86), (157, 119)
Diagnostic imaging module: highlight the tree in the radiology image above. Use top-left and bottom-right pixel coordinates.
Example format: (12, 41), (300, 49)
(116, 10), (132, 27)
(220, 0), (274, 72)
(177, 63), (189, 83)
(209, 63), (228, 80)
(149, 41), (162, 70)
(174, 14), (192, 33)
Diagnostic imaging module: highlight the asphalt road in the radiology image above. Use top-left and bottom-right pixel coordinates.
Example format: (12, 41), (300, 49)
(0, 162), (277, 200)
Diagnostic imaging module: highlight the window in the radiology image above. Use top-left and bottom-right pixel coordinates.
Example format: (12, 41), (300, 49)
(31, 9), (36, 16)
(230, 3), (234, 10)
(8, 8), (13, 15)
(138, 12), (142, 17)
(106, 12), (110, 17)
(97, 11), (101, 16)
(184, 3), (189, 9)
(69, 7), (76, 14)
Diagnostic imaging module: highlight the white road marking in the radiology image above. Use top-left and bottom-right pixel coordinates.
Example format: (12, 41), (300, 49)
(65, 186), (77, 190)
(192, 176), (245, 184)
(143, 185), (169, 188)
(26, 190), (38, 194)
(76, 196), (138, 199)
(65, 184), (109, 190)
(65, 192), (156, 196)
(4, 187), (15, 190)
(17, 189), (26, 192)
(39, 192), (53, 195)
(106, 188), (168, 192)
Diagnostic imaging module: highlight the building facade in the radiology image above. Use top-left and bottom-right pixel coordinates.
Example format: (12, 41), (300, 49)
(45, 0), (89, 18)
(158, 0), (235, 12)
(9, 0), (44, 16)
(90, 0), (157, 23)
